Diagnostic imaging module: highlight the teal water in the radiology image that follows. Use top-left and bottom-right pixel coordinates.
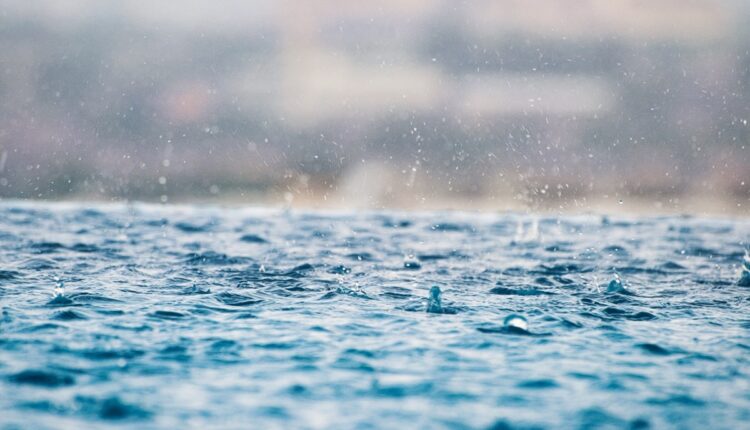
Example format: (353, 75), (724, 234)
(1, 203), (749, 429)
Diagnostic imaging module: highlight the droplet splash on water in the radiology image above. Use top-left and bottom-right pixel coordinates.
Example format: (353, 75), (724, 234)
(53, 277), (64, 296)
(3, 204), (750, 429)
(426, 286), (443, 314)
(47, 276), (73, 306)
(503, 314), (529, 332)
(403, 254), (421, 270)
(605, 272), (628, 294)
(739, 250), (750, 287)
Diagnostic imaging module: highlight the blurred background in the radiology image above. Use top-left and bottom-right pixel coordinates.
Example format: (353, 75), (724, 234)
(0, 0), (748, 214)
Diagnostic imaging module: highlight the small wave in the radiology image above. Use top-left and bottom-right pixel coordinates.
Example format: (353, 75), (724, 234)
(214, 292), (263, 307)
(175, 221), (214, 233)
(29, 241), (65, 254)
(75, 395), (151, 421)
(8, 369), (75, 387)
(516, 379), (559, 389)
(184, 251), (251, 266)
(46, 294), (75, 307)
(489, 286), (553, 296)
(19, 258), (58, 270)
(69, 243), (101, 253)
(0, 269), (20, 280)
(533, 263), (593, 275)
(67, 293), (122, 303)
(81, 348), (145, 361)
(52, 309), (89, 321)
(239, 233), (268, 244)
(636, 343), (673, 356)
(180, 285), (212, 295)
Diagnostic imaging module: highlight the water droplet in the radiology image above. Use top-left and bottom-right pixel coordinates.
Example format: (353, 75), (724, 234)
(53, 277), (64, 296)
(426, 286), (443, 313)
(503, 314), (528, 331)
(606, 272), (628, 294)
(739, 250), (750, 287)
(403, 254), (421, 270)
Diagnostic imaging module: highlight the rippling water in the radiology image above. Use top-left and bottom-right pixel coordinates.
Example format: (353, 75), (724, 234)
(1, 202), (749, 429)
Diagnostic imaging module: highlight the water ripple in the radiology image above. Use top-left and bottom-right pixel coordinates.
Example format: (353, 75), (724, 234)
(0, 203), (748, 429)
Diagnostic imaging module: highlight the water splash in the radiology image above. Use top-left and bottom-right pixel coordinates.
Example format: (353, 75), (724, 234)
(739, 250), (750, 287)
(403, 254), (421, 270)
(426, 286), (443, 314)
(503, 314), (529, 332)
(605, 272), (628, 294)
(53, 277), (64, 297)
(513, 218), (540, 243)
(47, 277), (73, 306)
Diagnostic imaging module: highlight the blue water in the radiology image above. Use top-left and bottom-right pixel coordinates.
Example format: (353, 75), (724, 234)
(1, 202), (749, 429)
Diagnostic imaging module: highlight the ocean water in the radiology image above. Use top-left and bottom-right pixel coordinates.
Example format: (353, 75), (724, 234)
(1, 202), (749, 429)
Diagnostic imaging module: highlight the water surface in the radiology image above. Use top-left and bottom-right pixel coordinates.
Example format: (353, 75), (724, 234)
(1, 203), (749, 429)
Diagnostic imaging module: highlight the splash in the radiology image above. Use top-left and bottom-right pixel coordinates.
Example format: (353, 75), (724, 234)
(605, 272), (629, 294)
(403, 254), (421, 270)
(503, 314), (529, 332)
(739, 250), (750, 287)
(513, 218), (540, 243)
(47, 277), (73, 306)
(53, 277), (64, 297)
(426, 286), (443, 314)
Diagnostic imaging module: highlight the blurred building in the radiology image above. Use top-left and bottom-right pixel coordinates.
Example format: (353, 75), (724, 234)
(0, 0), (748, 213)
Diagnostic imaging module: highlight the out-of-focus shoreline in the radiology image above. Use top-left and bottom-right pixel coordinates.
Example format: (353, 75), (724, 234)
(3, 192), (747, 218)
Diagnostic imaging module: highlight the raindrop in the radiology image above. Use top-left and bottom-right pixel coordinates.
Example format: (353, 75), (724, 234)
(426, 286), (443, 313)
(606, 272), (628, 294)
(403, 254), (421, 270)
(738, 250), (750, 287)
(503, 314), (529, 331)
(53, 277), (64, 296)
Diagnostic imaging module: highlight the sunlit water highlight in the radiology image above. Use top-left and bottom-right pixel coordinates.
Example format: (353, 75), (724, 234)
(1, 203), (749, 429)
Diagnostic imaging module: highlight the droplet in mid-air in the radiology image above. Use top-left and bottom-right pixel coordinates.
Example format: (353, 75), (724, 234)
(503, 314), (529, 332)
(739, 250), (750, 287)
(426, 286), (443, 313)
